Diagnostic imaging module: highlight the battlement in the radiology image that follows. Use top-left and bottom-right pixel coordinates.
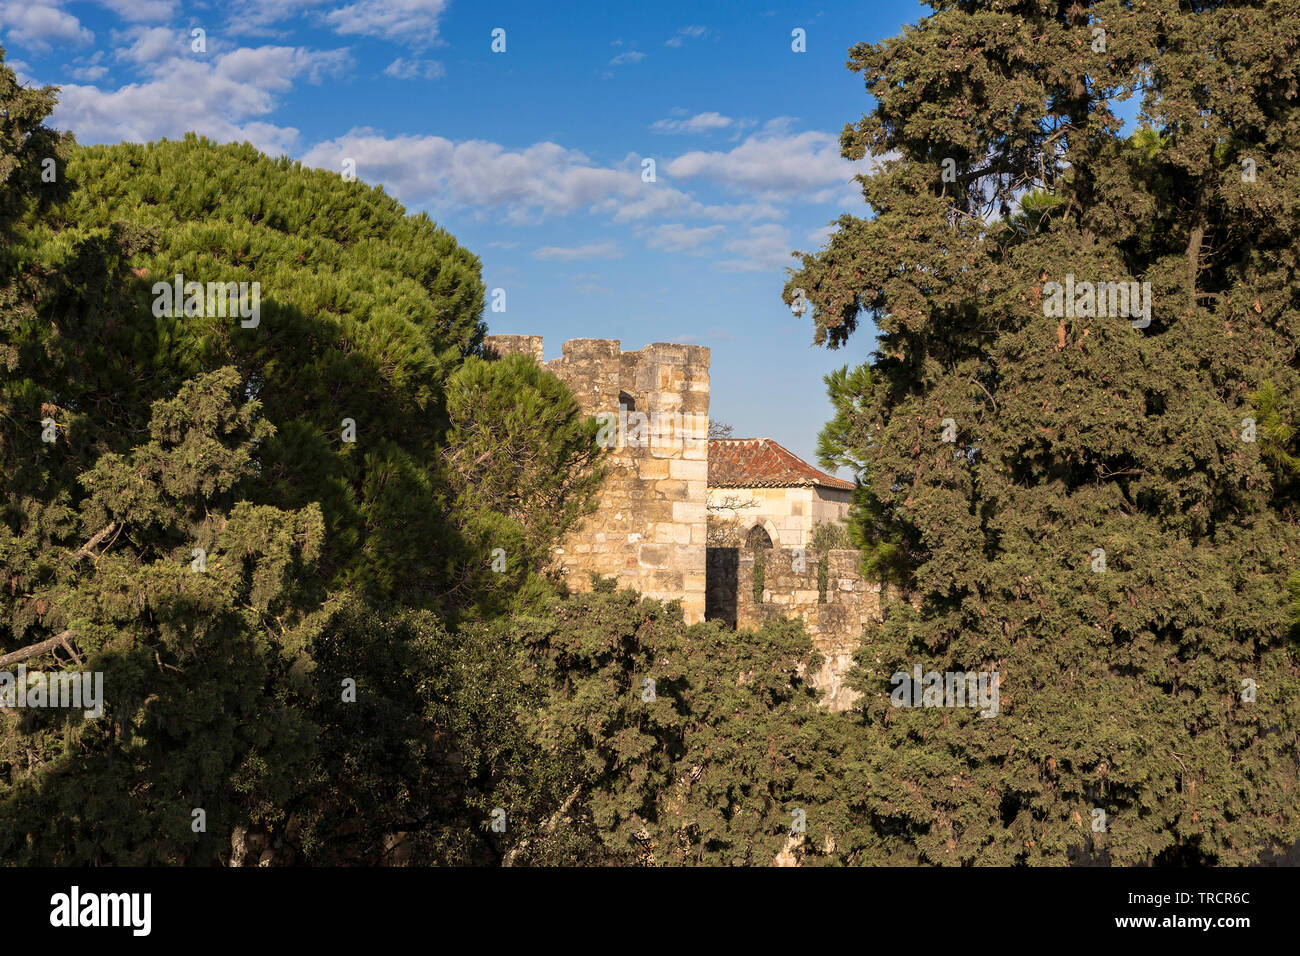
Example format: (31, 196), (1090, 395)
(481, 333), (544, 363)
(483, 333), (710, 623)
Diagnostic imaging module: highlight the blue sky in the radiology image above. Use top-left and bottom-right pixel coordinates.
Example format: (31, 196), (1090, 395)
(1, 0), (927, 471)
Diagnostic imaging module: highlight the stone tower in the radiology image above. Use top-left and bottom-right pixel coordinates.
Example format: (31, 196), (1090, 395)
(483, 334), (710, 624)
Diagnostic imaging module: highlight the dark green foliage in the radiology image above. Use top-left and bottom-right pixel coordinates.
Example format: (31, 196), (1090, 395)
(818, 364), (914, 585)
(442, 354), (605, 617)
(0, 369), (323, 864)
(787, 0), (1300, 863)
(0, 47), (71, 239)
(465, 580), (829, 866)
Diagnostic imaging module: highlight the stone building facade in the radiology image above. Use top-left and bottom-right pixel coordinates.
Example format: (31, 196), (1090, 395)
(484, 334), (710, 624)
(707, 438), (854, 548)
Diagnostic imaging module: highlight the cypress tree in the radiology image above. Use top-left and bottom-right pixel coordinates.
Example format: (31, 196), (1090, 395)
(787, 0), (1300, 864)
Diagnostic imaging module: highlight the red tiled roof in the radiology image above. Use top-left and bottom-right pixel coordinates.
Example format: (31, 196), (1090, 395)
(708, 438), (855, 491)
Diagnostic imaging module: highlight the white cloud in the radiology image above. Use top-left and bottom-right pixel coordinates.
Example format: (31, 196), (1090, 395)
(665, 25), (708, 47)
(114, 27), (183, 67)
(594, 185), (697, 223)
(50, 46), (352, 157)
(532, 242), (621, 262)
(221, 0), (332, 34)
(93, 0), (178, 22)
(301, 130), (790, 228)
(383, 57), (444, 79)
(715, 223), (795, 273)
(218, 45), (352, 86)
(302, 133), (668, 223)
(66, 49), (109, 83)
(651, 111), (733, 134)
(0, 2), (93, 53)
(609, 50), (646, 66)
(666, 126), (878, 199)
(68, 62), (109, 82)
(645, 223), (725, 253)
(325, 0), (449, 44)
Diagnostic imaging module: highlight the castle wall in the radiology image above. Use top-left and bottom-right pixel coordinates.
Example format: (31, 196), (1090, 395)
(484, 335), (710, 624)
(706, 547), (882, 710)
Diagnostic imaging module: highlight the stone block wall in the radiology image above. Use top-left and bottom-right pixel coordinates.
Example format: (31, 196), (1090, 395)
(483, 335), (710, 624)
(706, 547), (882, 710)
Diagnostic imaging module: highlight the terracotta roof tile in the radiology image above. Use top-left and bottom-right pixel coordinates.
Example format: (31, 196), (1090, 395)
(708, 438), (855, 491)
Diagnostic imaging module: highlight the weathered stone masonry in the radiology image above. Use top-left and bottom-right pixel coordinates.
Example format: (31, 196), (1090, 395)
(484, 334), (710, 624)
(707, 547), (882, 710)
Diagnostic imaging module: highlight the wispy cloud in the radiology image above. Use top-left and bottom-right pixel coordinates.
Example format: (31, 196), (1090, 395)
(93, 0), (178, 22)
(715, 223), (795, 273)
(666, 123), (879, 199)
(325, 0), (450, 45)
(651, 111), (734, 134)
(570, 272), (611, 295)
(645, 223), (725, 253)
(609, 50), (646, 66)
(665, 25), (708, 48)
(384, 57), (444, 80)
(66, 50), (109, 83)
(532, 242), (622, 262)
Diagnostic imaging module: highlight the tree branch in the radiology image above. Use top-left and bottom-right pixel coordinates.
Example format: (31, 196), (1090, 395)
(502, 785), (581, 867)
(0, 629), (75, 668)
(71, 522), (116, 562)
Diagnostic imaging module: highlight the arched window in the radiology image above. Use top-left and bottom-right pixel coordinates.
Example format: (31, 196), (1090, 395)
(618, 391), (635, 414)
(745, 524), (774, 550)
